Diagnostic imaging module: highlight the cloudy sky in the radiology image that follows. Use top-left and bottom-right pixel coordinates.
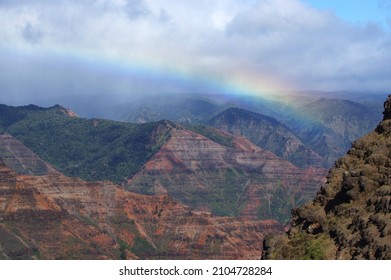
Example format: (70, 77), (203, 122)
(0, 0), (390, 105)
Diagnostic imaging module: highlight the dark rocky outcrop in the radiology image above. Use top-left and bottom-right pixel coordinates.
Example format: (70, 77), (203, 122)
(263, 95), (391, 260)
(383, 96), (391, 120)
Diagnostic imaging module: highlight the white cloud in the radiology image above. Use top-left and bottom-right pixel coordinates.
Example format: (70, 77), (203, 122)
(0, 0), (390, 104)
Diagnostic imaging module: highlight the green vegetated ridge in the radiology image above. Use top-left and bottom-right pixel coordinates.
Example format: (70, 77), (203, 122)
(0, 104), (169, 183)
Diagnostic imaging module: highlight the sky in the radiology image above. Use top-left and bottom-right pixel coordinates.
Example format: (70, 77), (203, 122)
(0, 0), (390, 105)
(305, 0), (390, 25)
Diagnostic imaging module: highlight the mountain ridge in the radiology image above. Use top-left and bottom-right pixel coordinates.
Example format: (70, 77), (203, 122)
(0, 104), (327, 222)
(108, 94), (382, 167)
(0, 104), (168, 183)
(288, 98), (382, 165)
(208, 107), (326, 168)
(126, 121), (327, 222)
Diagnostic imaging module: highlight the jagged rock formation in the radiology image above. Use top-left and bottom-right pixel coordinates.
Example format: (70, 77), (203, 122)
(127, 122), (327, 222)
(208, 108), (326, 168)
(384, 98), (391, 120)
(0, 154), (282, 260)
(263, 95), (391, 260)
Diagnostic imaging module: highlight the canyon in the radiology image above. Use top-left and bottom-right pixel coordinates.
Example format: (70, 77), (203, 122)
(0, 105), (327, 222)
(0, 144), (282, 259)
(0, 94), (385, 259)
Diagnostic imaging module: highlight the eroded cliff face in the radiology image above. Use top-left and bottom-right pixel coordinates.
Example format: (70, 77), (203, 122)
(0, 154), (282, 260)
(127, 124), (327, 222)
(263, 95), (391, 260)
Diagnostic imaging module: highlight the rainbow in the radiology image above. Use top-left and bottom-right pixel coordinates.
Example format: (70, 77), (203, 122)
(3, 44), (295, 104)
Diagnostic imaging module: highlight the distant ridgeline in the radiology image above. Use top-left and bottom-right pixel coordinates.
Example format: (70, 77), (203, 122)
(116, 94), (383, 167)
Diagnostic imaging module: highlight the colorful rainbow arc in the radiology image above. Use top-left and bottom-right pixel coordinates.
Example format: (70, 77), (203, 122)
(6, 44), (294, 102)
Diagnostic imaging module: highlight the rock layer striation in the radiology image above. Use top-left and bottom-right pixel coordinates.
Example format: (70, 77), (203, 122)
(127, 123), (327, 222)
(0, 151), (282, 259)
